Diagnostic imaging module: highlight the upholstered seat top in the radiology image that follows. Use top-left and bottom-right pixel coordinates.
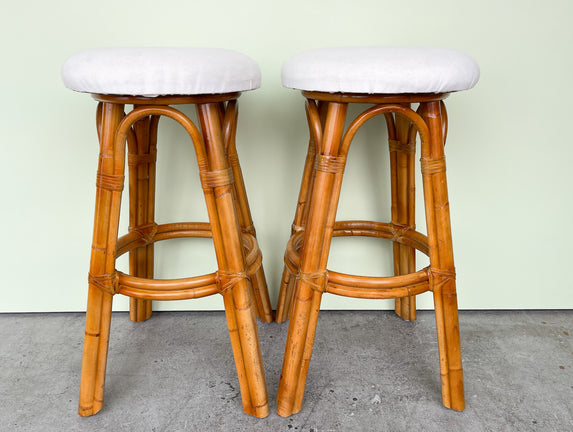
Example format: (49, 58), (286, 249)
(281, 47), (480, 94)
(62, 47), (261, 96)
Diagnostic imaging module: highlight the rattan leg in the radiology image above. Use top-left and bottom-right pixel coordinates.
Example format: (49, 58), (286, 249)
(421, 101), (464, 411)
(197, 102), (269, 418)
(277, 102), (348, 417)
(390, 111), (417, 321)
(79, 102), (125, 416)
(127, 114), (159, 322)
(275, 138), (317, 322)
(224, 102), (272, 323)
(276, 100), (325, 323)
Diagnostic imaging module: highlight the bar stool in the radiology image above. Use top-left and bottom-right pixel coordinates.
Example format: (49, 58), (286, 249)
(62, 47), (272, 418)
(275, 47), (479, 416)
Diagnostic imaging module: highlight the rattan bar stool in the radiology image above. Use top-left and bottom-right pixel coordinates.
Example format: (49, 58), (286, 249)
(62, 47), (272, 418)
(275, 47), (479, 416)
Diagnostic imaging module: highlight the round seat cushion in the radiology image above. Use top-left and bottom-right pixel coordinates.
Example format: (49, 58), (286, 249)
(62, 47), (261, 96)
(282, 47), (480, 94)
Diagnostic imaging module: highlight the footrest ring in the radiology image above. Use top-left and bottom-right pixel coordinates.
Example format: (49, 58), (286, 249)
(112, 222), (261, 300)
(284, 220), (432, 299)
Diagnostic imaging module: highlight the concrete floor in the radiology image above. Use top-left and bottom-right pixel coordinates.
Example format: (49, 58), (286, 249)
(0, 310), (571, 431)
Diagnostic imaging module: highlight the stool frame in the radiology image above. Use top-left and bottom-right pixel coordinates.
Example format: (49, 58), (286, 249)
(79, 93), (272, 418)
(275, 91), (464, 416)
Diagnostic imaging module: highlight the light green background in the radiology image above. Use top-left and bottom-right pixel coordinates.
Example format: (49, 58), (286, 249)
(2, 0), (572, 312)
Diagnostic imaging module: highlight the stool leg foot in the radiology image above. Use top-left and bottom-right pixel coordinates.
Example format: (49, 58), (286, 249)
(129, 298), (152, 322)
(197, 102), (269, 418)
(222, 286), (269, 418)
(433, 288), (464, 410)
(277, 284), (322, 417)
(277, 101), (347, 417)
(79, 290), (113, 416)
(389, 111), (417, 321)
(421, 101), (464, 411)
(79, 102), (125, 416)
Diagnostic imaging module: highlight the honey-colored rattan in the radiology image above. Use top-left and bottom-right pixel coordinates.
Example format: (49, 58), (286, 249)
(275, 92), (464, 417)
(79, 93), (272, 419)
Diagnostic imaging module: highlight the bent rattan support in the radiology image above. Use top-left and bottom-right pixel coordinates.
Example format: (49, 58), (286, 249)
(275, 93), (464, 417)
(79, 94), (271, 419)
(389, 109), (418, 321)
(126, 113), (159, 322)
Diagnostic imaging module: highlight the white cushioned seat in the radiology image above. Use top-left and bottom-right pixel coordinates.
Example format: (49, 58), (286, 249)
(62, 47), (261, 96)
(282, 47), (480, 94)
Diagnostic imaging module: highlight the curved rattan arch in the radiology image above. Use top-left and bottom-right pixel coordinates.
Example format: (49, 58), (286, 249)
(114, 105), (207, 177)
(223, 99), (238, 153)
(340, 103), (430, 156)
(305, 99), (323, 155)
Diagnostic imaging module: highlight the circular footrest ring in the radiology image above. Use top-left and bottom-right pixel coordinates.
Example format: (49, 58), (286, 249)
(284, 220), (432, 299)
(113, 222), (261, 300)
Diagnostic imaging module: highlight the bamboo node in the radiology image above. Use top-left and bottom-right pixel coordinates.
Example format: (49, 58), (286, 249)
(217, 269), (250, 295)
(88, 271), (118, 295)
(200, 167), (235, 189)
(314, 154), (346, 174)
(127, 149), (157, 166)
(421, 156), (446, 175)
(428, 267), (456, 291)
(96, 172), (124, 191)
(389, 139), (416, 154)
(84, 331), (100, 338)
(128, 222), (158, 245)
(297, 270), (328, 294)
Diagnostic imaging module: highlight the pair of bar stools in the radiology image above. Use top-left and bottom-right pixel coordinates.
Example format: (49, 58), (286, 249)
(62, 46), (479, 418)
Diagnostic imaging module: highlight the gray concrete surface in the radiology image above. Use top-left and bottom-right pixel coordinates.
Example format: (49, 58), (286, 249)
(0, 310), (571, 431)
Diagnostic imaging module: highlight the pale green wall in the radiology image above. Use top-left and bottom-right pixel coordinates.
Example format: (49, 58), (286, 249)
(2, 0), (572, 312)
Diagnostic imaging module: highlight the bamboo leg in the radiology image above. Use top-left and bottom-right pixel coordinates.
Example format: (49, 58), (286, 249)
(277, 102), (348, 417)
(197, 103), (269, 418)
(79, 102), (125, 416)
(391, 111), (417, 321)
(275, 138), (317, 322)
(127, 115), (159, 322)
(224, 102), (273, 323)
(276, 100), (325, 323)
(420, 101), (464, 411)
